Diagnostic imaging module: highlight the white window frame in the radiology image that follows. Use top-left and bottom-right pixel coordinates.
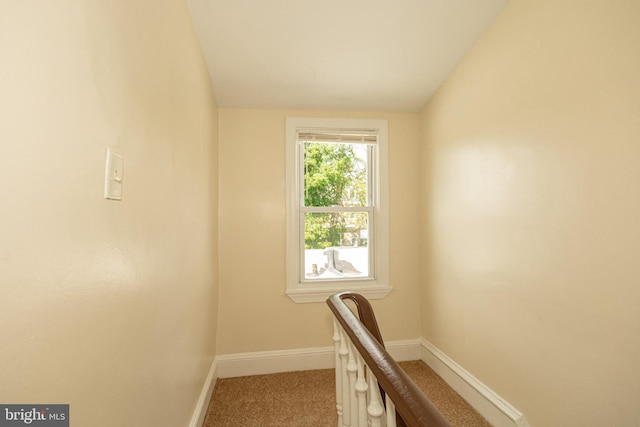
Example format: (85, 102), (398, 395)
(286, 117), (390, 303)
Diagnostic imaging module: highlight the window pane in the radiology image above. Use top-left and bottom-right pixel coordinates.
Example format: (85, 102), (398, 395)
(303, 212), (369, 280)
(303, 142), (368, 207)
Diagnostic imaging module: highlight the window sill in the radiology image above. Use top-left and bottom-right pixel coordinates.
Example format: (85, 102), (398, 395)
(286, 284), (392, 303)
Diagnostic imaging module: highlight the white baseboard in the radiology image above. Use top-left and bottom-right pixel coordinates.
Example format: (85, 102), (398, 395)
(215, 345), (335, 378)
(419, 338), (529, 427)
(215, 339), (422, 379)
(385, 338), (423, 361)
(188, 358), (218, 427)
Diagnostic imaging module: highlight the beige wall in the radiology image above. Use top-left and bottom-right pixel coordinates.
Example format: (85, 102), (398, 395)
(217, 109), (422, 354)
(0, 1), (219, 426)
(420, 1), (640, 426)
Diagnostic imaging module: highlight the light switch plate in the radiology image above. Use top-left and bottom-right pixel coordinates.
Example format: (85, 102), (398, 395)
(104, 148), (124, 200)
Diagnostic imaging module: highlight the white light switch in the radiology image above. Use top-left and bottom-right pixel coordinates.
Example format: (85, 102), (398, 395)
(104, 148), (124, 200)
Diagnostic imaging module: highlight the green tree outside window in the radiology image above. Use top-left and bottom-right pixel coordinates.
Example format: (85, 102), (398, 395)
(303, 142), (368, 249)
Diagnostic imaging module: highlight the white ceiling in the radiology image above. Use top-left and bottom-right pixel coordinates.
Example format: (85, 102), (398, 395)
(188, 0), (508, 112)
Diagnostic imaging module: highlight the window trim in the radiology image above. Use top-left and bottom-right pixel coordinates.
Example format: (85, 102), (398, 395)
(285, 117), (390, 303)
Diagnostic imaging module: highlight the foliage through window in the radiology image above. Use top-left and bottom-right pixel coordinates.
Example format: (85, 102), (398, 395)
(302, 137), (371, 279)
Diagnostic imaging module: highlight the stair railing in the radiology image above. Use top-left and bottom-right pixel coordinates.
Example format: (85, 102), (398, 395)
(327, 292), (451, 427)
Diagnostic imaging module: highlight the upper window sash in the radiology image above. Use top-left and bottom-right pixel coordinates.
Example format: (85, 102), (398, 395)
(296, 134), (378, 208)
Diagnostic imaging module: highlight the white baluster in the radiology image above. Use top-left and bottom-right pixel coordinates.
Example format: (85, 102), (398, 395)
(355, 352), (368, 427)
(367, 365), (385, 427)
(346, 341), (358, 427)
(333, 320), (343, 427)
(339, 328), (351, 426)
(386, 397), (397, 427)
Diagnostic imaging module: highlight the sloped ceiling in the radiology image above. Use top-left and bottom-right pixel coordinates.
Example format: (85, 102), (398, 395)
(188, 0), (508, 112)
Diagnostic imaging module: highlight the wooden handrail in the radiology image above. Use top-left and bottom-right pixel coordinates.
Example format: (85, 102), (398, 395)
(327, 292), (451, 427)
(334, 292), (386, 348)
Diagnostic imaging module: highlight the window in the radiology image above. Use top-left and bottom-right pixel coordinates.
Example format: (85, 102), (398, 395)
(286, 117), (390, 303)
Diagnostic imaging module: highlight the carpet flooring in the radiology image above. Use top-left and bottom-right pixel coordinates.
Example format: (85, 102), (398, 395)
(203, 360), (491, 426)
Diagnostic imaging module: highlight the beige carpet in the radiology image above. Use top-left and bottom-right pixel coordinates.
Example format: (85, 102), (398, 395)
(400, 361), (491, 427)
(203, 360), (491, 426)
